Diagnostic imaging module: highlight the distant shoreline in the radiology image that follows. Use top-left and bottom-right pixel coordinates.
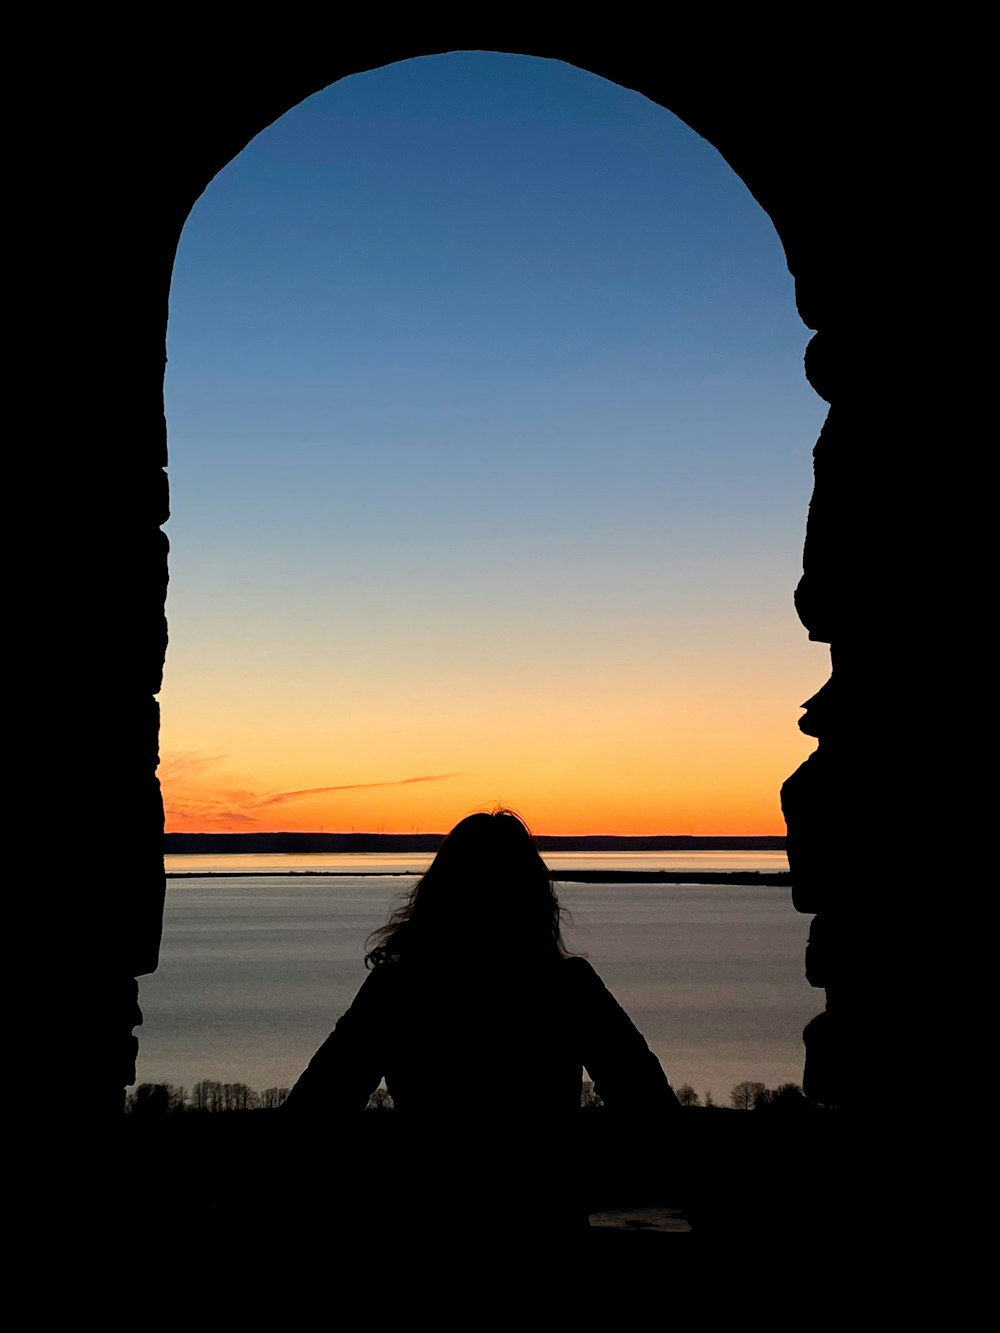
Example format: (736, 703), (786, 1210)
(166, 869), (791, 886)
(165, 832), (786, 854)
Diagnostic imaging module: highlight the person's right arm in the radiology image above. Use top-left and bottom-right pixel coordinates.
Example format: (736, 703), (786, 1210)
(282, 966), (393, 1116)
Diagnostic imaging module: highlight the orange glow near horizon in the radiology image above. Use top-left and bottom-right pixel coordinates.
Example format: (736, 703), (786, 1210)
(160, 643), (823, 836)
(162, 780), (798, 837)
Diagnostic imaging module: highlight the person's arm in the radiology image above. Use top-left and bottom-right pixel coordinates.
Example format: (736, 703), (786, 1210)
(282, 966), (391, 1116)
(570, 958), (681, 1116)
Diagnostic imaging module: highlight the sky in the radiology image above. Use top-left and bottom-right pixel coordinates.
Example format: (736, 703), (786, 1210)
(161, 52), (829, 836)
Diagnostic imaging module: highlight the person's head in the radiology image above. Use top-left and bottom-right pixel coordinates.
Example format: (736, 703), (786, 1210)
(365, 808), (568, 967)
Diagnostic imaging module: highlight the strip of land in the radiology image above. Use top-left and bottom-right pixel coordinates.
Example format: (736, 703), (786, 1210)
(165, 832), (785, 854)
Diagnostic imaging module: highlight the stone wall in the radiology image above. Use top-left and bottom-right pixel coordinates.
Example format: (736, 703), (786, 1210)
(35, 18), (947, 1120)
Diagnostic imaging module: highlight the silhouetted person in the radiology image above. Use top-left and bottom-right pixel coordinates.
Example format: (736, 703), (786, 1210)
(284, 810), (681, 1235)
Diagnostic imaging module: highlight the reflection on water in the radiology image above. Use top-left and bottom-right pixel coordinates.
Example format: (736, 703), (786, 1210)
(165, 849), (790, 875)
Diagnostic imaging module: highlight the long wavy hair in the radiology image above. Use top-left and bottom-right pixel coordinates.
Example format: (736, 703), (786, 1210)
(365, 809), (569, 967)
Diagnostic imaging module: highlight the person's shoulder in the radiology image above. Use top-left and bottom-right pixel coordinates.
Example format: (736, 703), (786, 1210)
(559, 956), (605, 989)
(366, 956), (408, 981)
(354, 958), (404, 1003)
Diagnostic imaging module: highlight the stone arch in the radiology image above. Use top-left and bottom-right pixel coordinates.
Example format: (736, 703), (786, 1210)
(75, 29), (890, 1124)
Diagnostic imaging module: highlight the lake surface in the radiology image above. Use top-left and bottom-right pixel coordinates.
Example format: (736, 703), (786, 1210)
(165, 849), (790, 875)
(138, 851), (816, 1105)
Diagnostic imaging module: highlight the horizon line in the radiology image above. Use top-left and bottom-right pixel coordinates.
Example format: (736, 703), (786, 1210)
(165, 829), (787, 840)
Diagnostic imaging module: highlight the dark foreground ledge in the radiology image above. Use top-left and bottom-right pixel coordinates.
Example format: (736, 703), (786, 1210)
(117, 1105), (846, 1245)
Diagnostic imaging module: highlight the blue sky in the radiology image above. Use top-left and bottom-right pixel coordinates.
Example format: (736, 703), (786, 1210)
(161, 52), (829, 835)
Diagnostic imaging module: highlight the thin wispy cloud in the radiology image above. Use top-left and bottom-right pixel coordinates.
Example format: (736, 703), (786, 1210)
(158, 751), (230, 780)
(252, 774), (463, 808)
(159, 751), (463, 831)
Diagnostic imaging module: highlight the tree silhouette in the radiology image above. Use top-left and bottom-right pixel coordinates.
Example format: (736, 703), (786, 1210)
(191, 1080), (224, 1113)
(125, 1083), (189, 1114)
(755, 1082), (807, 1112)
(260, 1086), (291, 1109)
(675, 1084), (700, 1107)
(128, 1083), (172, 1115)
(222, 1082), (258, 1112)
(729, 1080), (767, 1111)
(366, 1085), (394, 1111)
(581, 1079), (605, 1109)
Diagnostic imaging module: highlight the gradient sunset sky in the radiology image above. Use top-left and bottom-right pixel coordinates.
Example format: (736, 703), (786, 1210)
(161, 53), (829, 836)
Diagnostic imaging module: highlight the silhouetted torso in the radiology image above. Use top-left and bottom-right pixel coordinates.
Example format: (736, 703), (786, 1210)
(285, 953), (679, 1233)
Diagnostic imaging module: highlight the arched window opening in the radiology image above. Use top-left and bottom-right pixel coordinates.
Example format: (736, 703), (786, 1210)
(143, 52), (828, 1110)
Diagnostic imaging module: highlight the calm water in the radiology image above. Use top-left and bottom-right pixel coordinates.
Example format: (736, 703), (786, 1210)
(138, 852), (815, 1104)
(164, 849), (790, 875)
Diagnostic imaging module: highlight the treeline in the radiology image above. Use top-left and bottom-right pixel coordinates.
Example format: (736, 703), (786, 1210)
(673, 1080), (827, 1112)
(126, 1080), (292, 1115)
(126, 1078), (608, 1115)
(127, 1077), (823, 1116)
